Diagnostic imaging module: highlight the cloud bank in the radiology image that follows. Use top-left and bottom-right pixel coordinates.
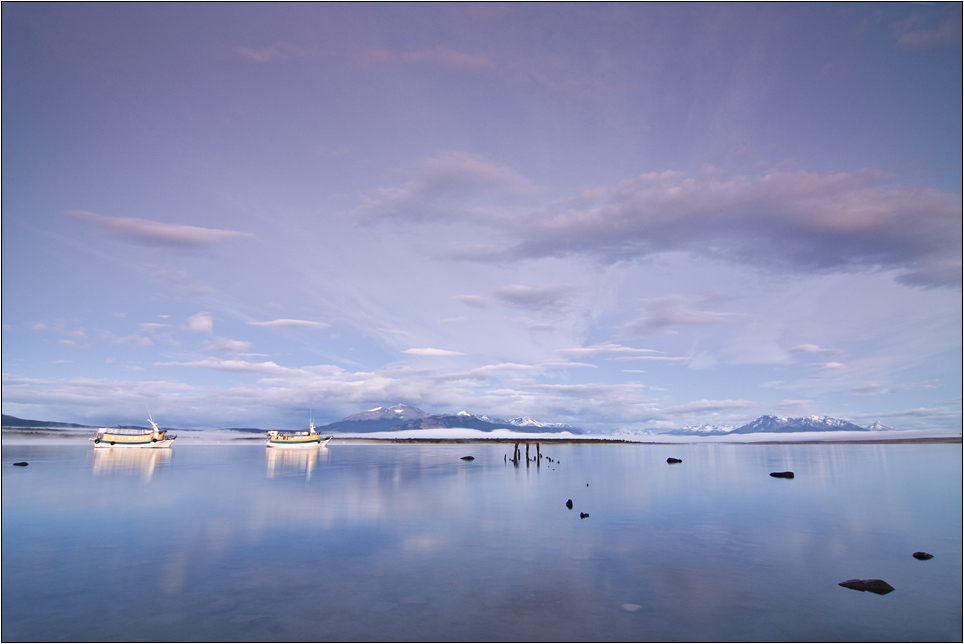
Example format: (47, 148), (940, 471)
(356, 157), (961, 288)
(506, 170), (961, 287)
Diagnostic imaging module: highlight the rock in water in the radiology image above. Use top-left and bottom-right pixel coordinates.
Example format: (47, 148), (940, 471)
(667, 457), (682, 464)
(580, 512), (589, 519)
(566, 499), (573, 509)
(13, 462), (28, 467)
(913, 552), (934, 560)
(838, 579), (895, 595)
(770, 471), (794, 479)
(460, 456), (475, 461)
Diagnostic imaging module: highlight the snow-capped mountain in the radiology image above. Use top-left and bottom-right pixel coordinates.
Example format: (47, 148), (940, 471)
(663, 415), (897, 436)
(665, 424), (735, 436)
(327, 407), (582, 434)
(320, 404), (430, 433)
(342, 404), (429, 422)
(507, 416), (573, 429)
(729, 415), (867, 434)
(865, 421), (897, 431)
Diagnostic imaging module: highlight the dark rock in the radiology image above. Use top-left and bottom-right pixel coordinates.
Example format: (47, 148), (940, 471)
(838, 579), (895, 595)
(566, 499), (573, 509)
(770, 471), (794, 479)
(460, 456), (475, 461)
(667, 457), (682, 464)
(580, 512), (589, 519)
(13, 462), (28, 467)
(912, 552), (934, 560)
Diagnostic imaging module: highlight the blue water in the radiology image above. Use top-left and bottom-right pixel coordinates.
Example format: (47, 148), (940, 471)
(2, 441), (961, 642)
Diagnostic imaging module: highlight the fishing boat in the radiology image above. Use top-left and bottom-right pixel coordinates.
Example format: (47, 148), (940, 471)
(265, 419), (331, 448)
(90, 416), (176, 448)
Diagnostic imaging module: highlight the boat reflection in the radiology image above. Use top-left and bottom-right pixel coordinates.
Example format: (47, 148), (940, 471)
(265, 445), (329, 480)
(90, 447), (173, 481)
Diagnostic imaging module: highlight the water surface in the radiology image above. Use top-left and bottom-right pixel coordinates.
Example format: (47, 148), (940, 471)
(2, 442), (961, 641)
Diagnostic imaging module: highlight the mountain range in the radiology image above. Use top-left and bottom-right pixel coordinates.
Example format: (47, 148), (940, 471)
(666, 415), (896, 436)
(2, 414), (94, 429)
(3, 409), (896, 436)
(318, 404), (581, 434)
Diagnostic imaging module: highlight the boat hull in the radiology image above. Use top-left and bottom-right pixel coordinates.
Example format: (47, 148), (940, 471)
(265, 437), (331, 448)
(90, 437), (175, 448)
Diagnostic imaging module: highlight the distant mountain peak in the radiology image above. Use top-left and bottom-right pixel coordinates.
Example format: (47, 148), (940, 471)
(665, 414), (891, 436)
(666, 423), (734, 436)
(729, 415), (868, 434)
(342, 404), (428, 422)
(508, 416), (572, 429)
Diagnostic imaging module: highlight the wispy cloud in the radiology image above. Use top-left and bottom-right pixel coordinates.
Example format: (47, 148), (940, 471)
(665, 399), (755, 414)
(556, 343), (661, 357)
(894, 13), (962, 50)
(403, 348), (465, 357)
(186, 312), (214, 334)
(359, 43), (614, 98)
(361, 46), (493, 70)
(67, 210), (258, 247)
(31, 321), (88, 342)
(249, 319), (329, 329)
(455, 283), (579, 312)
(852, 379), (940, 395)
(624, 295), (742, 336)
(350, 151), (539, 223)
(204, 338), (253, 353)
(234, 42), (301, 63)
(157, 357), (301, 377)
(791, 343), (843, 356)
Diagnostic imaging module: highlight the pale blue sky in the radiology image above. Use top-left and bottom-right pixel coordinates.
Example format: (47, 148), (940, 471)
(2, 3), (960, 432)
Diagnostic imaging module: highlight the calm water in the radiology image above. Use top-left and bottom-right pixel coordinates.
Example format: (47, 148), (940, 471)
(2, 441), (961, 642)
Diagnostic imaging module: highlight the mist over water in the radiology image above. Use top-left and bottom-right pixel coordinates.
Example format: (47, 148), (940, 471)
(2, 442), (961, 642)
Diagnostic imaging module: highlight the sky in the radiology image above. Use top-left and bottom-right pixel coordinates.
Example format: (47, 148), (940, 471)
(2, 3), (961, 433)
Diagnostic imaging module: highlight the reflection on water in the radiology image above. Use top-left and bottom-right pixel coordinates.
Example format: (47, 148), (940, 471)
(264, 446), (329, 480)
(89, 447), (173, 481)
(2, 442), (961, 642)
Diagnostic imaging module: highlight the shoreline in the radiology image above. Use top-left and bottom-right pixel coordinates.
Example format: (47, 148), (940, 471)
(3, 427), (960, 446)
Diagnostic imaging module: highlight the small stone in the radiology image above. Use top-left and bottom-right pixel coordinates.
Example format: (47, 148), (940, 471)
(912, 552), (934, 560)
(839, 579), (895, 595)
(566, 499), (573, 509)
(13, 462), (28, 467)
(667, 458), (682, 464)
(770, 471), (794, 479)
(460, 456), (475, 460)
(622, 603), (643, 612)
(580, 512), (589, 519)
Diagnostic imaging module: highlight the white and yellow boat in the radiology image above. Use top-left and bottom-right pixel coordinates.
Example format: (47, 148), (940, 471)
(265, 420), (331, 448)
(90, 416), (176, 448)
